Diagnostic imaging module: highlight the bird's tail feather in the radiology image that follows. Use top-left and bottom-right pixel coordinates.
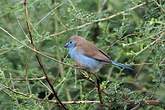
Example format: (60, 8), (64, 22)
(111, 60), (133, 71)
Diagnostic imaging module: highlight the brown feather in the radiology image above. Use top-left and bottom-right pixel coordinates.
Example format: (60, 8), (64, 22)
(70, 36), (111, 63)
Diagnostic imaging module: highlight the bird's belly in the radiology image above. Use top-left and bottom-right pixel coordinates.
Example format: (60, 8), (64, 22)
(69, 48), (103, 72)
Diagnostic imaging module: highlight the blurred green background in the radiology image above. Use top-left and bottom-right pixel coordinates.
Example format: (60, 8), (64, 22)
(0, 0), (164, 110)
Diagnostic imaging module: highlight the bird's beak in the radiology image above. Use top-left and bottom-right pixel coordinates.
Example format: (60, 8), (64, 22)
(64, 42), (68, 48)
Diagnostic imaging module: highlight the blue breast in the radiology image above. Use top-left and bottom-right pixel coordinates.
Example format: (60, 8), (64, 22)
(68, 47), (103, 72)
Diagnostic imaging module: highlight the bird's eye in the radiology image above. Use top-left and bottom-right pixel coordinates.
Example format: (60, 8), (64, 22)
(69, 41), (72, 44)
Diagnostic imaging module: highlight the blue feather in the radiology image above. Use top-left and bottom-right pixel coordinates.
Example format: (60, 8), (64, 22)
(111, 60), (133, 71)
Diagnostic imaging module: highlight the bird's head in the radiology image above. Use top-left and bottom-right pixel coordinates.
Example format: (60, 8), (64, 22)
(64, 35), (85, 49)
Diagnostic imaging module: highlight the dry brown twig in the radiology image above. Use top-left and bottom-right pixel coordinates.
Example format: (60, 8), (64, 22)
(23, 0), (67, 109)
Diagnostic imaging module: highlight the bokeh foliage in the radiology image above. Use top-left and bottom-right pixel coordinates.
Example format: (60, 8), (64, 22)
(0, 0), (164, 110)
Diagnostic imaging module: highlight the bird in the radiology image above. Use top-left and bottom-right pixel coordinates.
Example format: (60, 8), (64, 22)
(64, 35), (133, 73)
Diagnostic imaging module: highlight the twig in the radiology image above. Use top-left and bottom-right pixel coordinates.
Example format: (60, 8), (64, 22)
(11, 76), (46, 81)
(80, 71), (110, 96)
(1, 83), (163, 110)
(1, 83), (31, 98)
(1, 83), (100, 104)
(0, 26), (81, 68)
(1, 83), (162, 106)
(130, 103), (141, 110)
(144, 99), (160, 105)
(35, 3), (64, 27)
(23, 0), (67, 109)
(96, 76), (103, 105)
(1, 27), (164, 68)
(50, 2), (146, 37)
(134, 32), (164, 57)
(130, 99), (162, 110)
(89, 72), (104, 108)
(153, 0), (165, 13)
(50, 100), (100, 104)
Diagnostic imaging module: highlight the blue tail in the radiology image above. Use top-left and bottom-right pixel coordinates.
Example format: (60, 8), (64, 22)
(111, 60), (133, 71)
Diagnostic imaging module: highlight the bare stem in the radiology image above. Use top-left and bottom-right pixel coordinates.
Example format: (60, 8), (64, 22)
(90, 73), (104, 109)
(23, 0), (67, 109)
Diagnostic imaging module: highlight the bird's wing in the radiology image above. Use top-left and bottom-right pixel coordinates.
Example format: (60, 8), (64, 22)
(76, 41), (111, 63)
